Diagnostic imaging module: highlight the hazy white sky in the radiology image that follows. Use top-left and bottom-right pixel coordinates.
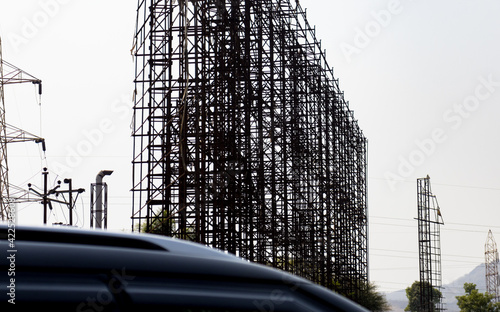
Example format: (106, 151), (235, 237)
(1, 0), (499, 294)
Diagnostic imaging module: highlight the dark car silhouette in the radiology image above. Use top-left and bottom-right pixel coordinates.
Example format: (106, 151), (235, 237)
(0, 224), (369, 311)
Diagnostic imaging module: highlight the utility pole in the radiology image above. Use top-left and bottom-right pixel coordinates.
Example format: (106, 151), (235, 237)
(42, 168), (48, 224)
(64, 178), (73, 225)
(28, 170), (84, 225)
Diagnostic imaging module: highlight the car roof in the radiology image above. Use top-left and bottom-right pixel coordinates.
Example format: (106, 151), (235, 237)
(0, 223), (302, 281)
(1, 223), (239, 260)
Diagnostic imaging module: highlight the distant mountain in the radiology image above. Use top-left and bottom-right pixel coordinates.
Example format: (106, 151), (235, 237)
(385, 264), (486, 312)
(441, 263), (486, 311)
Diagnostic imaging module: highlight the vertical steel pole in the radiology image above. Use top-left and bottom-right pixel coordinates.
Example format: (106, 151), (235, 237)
(42, 167), (48, 224)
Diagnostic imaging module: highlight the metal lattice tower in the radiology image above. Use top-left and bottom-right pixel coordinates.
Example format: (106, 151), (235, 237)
(0, 37), (7, 220)
(0, 37), (43, 220)
(131, 0), (367, 300)
(485, 230), (500, 302)
(417, 176), (444, 312)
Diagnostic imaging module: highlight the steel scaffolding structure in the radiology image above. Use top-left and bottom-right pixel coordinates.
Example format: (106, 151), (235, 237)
(485, 230), (500, 302)
(131, 0), (367, 300)
(417, 176), (444, 311)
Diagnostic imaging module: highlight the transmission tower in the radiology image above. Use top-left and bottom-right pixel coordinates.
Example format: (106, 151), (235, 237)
(0, 37), (43, 220)
(417, 175), (444, 312)
(485, 230), (500, 302)
(131, 0), (367, 301)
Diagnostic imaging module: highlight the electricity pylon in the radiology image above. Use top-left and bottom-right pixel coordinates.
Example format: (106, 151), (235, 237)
(485, 230), (500, 302)
(0, 37), (43, 220)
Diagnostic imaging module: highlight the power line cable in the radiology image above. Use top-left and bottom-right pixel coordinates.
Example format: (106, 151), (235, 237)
(371, 215), (500, 231)
(369, 176), (500, 191)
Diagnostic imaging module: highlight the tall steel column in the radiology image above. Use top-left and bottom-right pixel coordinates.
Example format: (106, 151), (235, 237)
(417, 176), (444, 311)
(131, 0), (367, 301)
